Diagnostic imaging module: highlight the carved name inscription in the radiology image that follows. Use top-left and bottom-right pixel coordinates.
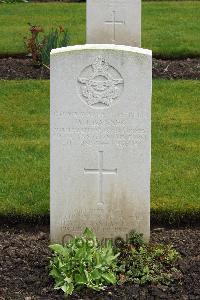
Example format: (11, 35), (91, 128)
(60, 207), (141, 241)
(53, 111), (147, 149)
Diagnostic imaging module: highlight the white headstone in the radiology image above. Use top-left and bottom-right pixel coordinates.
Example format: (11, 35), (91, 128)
(50, 45), (151, 243)
(87, 0), (141, 47)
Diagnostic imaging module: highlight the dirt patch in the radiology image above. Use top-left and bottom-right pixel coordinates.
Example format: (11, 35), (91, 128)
(0, 57), (49, 80)
(153, 57), (200, 80)
(0, 226), (200, 299)
(0, 57), (199, 80)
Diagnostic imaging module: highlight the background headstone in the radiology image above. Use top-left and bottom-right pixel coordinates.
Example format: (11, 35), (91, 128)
(50, 45), (151, 243)
(87, 0), (141, 47)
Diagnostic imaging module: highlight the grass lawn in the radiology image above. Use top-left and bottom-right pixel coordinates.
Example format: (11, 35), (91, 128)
(0, 2), (199, 57)
(0, 80), (199, 220)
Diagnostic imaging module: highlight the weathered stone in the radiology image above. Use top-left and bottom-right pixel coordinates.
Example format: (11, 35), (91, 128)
(50, 44), (151, 243)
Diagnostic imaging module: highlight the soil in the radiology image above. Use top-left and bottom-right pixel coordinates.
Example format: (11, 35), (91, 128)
(0, 56), (200, 80)
(0, 226), (200, 300)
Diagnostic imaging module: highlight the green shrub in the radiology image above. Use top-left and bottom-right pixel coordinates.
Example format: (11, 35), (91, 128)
(117, 233), (180, 285)
(127, 230), (145, 247)
(49, 228), (119, 295)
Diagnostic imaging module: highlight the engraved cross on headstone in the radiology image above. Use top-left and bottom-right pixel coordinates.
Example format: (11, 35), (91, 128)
(104, 10), (125, 42)
(84, 151), (117, 206)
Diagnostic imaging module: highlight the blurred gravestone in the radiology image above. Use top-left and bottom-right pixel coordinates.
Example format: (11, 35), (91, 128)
(87, 0), (141, 47)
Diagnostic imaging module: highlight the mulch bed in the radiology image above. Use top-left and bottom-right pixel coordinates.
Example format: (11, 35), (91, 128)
(0, 226), (200, 300)
(0, 56), (199, 80)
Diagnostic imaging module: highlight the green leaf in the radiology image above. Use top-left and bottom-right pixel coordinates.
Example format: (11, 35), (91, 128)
(49, 244), (66, 256)
(61, 283), (74, 295)
(84, 269), (89, 281)
(61, 284), (67, 293)
(67, 283), (74, 295)
(54, 280), (64, 289)
(49, 244), (69, 258)
(75, 273), (87, 284)
(143, 266), (150, 274)
(58, 258), (65, 269)
(64, 276), (72, 284)
(83, 227), (95, 239)
(49, 268), (60, 279)
(102, 272), (116, 284)
(90, 269), (101, 280)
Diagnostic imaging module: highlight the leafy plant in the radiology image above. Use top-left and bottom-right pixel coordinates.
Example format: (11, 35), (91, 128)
(127, 230), (145, 247)
(49, 228), (181, 296)
(40, 26), (70, 66)
(49, 228), (119, 295)
(116, 233), (180, 285)
(24, 24), (70, 67)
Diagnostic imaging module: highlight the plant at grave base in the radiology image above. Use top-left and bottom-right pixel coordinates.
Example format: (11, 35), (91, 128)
(116, 232), (181, 286)
(49, 228), (119, 296)
(127, 230), (145, 247)
(24, 24), (70, 68)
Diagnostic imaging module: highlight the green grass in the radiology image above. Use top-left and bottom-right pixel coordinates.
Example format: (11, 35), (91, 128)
(151, 80), (200, 220)
(0, 81), (50, 216)
(143, 1), (200, 57)
(0, 2), (200, 57)
(0, 80), (199, 219)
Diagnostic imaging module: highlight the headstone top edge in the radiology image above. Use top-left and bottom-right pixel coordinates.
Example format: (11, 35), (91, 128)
(50, 44), (152, 57)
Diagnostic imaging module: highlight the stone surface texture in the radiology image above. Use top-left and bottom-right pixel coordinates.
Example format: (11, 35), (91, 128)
(87, 0), (141, 47)
(50, 44), (152, 243)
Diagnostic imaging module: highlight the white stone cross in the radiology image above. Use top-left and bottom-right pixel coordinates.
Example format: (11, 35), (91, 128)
(104, 11), (125, 42)
(84, 151), (117, 205)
